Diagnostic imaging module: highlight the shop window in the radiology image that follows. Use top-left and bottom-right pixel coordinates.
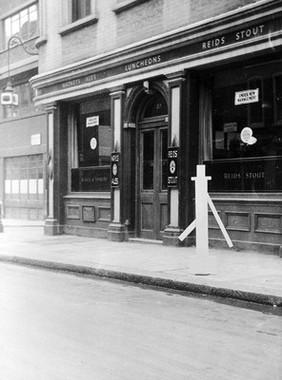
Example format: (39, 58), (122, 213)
(70, 96), (112, 192)
(4, 155), (43, 201)
(203, 61), (282, 192)
(4, 4), (38, 48)
(210, 66), (282, 161)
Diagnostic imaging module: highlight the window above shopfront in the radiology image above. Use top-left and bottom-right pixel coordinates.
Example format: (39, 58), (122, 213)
(72, 0), (91, 22)
(3, 4), (38, 49)
(60, 0), (98, 36)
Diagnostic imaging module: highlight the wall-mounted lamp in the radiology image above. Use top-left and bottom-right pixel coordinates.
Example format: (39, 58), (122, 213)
(1, 35), (38, 107)
(1, 80), (18, 105)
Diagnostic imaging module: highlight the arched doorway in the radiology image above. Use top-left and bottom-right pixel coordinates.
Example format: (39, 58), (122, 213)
(136, 91), (168, 240)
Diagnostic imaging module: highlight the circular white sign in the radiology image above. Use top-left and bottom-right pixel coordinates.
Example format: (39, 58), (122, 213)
(112, 163), (118, 176)
(90, 138), (97, 150)
(240, 127), (253, 144)
(169, 160), (176, 174)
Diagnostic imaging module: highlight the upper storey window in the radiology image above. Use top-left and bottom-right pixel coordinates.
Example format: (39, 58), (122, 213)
(60, 0), (97, 36)
(4, 4), (38, 48)
(72, 0), (91, 22)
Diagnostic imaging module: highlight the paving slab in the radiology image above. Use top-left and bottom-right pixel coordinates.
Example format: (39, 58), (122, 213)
(0, 220), (282, 307)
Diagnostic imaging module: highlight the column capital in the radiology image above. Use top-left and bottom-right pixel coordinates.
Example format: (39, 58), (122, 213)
(109, 85), (125, 97)
(45, 102), (57, 112)
(166, 71), (186, 84)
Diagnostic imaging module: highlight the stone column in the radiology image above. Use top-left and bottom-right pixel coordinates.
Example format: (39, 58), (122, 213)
(44, 103), (62, 235)
(163, 72), (186, 246)
(108, 87), (126, 241)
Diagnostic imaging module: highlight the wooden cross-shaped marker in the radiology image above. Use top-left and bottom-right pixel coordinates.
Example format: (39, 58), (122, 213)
(179, 165), (233, 275)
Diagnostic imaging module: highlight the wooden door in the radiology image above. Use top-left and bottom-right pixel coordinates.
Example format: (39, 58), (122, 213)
(138, 125), (168, 239)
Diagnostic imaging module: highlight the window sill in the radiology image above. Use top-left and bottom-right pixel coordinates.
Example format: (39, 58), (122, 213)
(35, 35), (48, 49)
(59, 15), (98, 36)
(113, 0), (150, 14)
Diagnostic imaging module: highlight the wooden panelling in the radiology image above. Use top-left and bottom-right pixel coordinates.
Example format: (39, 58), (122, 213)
(82, 206), (96, 222)
(226, 212), (251, 232)
(160, 203), (168, 232)
(141, 203), (153, 230)
(208, 211), (221, 230)
(97, 206), (111, 222)
(254, 213), (282, 234)
(66, 205), (80, 219)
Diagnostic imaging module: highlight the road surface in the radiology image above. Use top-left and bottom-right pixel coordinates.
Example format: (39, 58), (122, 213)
(0, 263), (281, 380)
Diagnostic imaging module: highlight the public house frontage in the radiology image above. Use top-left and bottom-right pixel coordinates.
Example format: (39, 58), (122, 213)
(31, 1), (282, 253)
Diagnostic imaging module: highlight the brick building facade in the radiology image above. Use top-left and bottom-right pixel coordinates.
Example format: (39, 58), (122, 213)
(2, 0), (282, 253)
(0, 0), (47, 220)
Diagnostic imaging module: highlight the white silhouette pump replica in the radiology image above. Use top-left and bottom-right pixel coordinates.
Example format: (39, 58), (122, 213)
(179, 165), (233, 275)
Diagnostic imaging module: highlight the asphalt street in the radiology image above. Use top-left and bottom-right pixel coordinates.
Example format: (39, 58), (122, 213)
(0, 262), (281, 380)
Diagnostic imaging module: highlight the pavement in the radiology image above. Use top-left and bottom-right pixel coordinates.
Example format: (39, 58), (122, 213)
(0, 218), (282, 308)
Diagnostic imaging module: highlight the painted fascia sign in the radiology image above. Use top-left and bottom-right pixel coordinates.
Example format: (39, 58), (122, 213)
(235, 88), (259, 105)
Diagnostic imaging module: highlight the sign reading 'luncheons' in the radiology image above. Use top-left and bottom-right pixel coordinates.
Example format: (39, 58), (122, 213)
(37, 18), (280, 97)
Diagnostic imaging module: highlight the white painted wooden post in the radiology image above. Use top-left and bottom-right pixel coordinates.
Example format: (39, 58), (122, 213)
(189, 165), (216, 274)
(179, 164), (233, 275)
(192, 165), (210, 258)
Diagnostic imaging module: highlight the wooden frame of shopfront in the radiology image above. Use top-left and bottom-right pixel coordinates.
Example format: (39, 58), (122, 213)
(31, 1), (282, 253)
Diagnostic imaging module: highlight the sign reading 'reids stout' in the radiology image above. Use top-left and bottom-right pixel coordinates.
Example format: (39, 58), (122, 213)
(37, 18), (281, 97)
(205, 159), (282, 192)
(167, 147), (178, 187)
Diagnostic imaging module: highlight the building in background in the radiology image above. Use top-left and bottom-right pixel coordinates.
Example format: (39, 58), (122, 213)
(3, 0), (280, 254)
(0, 0), (47, 220)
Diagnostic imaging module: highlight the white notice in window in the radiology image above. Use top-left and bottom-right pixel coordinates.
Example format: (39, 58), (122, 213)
(235, 88), (259, 105)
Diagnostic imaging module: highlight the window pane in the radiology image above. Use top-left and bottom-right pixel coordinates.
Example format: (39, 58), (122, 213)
(11, 14), (20, 35)
(143, 131), (154, 190)
(29, 5), (38, 21)
(161, 130), (168, 190)
(248, 77), (263, 126)
(72, 0), (91, 21)
(20, 9), (29, 40)
(4, 5), (38, 48)
(29, 5), (38, 37)
(275, 75), (282, 123)
(5, 19), (11, 43)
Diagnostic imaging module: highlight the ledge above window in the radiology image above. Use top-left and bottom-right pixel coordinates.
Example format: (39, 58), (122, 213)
(113, 0), (150, 14)
(59, 15), (98, 37)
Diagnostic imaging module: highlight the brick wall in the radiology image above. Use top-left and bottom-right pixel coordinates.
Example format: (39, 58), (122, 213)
(115, 0), (261, 48)
(1, 0), (267, 73)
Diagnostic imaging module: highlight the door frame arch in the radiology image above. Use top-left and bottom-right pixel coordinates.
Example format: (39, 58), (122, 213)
(128, 83), (169, 239)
